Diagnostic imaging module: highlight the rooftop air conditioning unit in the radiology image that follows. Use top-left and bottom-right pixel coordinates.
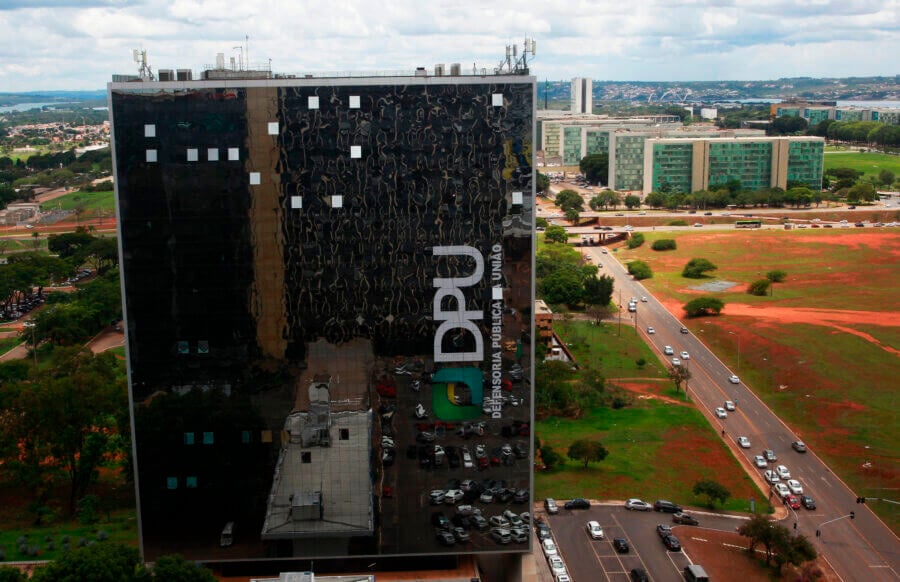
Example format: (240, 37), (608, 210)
(176, 69), (192, 81)
(434, 64), (445, 76)
(415, 67), (427, 77)
(157, 69), (174, 82)
(450, 63), (461, 76)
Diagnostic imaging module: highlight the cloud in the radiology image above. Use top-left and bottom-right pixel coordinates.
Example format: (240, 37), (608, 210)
(0, 0), (896, 91)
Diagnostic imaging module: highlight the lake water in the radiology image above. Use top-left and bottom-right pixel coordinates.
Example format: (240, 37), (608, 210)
(0, 101), (73, 113)
(721, 98), (900, 109)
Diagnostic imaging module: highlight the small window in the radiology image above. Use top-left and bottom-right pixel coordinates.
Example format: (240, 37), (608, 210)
(331, 195), (343, 208)
(228, 147), (240, 161)
(177, 341), (189, 354)
(339, 428), (349, 440)
(167, 477), (178, 490)
(197, 340), (209, 354)
(184, 432), (195, 445)
(203, 431), (214, 445)
(249, 172), (261, 185)
(308, 96), (319, 110)
(207, 148), (219, 161)
(267, 121), (279, 135)
(492, 93), (504, 107)
(241, 430), (251, 444)
(186, 476), (198, 489)
(146, 149), (158, 163)
(261, 430), (273, 443)
(349, 95), (360, 109)
(512, 191), (523, 205)
(291, 195), (302, 209)
(350, 145), (361, 159)
(187, 148), (198, 162)
(301, 451), (311, 464)
(144, 124), (156, 138)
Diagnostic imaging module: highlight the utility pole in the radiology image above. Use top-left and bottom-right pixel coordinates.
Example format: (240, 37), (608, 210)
(617, 290), (622, 337)
(729, 330), (741, 371)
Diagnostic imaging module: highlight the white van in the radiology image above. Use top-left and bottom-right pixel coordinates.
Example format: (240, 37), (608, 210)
(220, 521), (234, 547)
(684, 564), (709, 581)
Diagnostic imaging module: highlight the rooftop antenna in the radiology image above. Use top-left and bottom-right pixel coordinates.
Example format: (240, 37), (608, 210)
(233, 45), (243, 71)
(494, 37), (536, 75)
(132, 48), (154, 81)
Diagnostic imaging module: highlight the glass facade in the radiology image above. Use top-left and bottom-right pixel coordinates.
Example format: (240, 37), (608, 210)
(585, 130), (609, 157)
(111, 77), (534, 562)
(562, 126), (582, 165)
(651, 143), (693, 194)
(543, 121), (560, 156)
(708, 141), (773, 191)
(614, 135), (646, 191)
(787, 140), (825, 189)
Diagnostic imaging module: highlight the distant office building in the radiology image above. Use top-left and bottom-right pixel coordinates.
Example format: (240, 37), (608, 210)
(537, 111), (682, 161)
(110, 69), (535, 564)
(571, 77), (592, 114)
(644, 136), (825, 194)
(773, 102), (900, 126)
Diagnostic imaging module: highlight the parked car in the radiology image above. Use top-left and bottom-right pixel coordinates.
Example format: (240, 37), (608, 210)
(680, 326), (689, 334)
(535, 520), (552, 540)
(673, 512), (699, 525)
(738, 436), (751, 448)
(613, 538), (630, 553)
(787, 479), (803, 495)
(444, 489), (465, 504)
(435, 529), (455, 546)
(490, 527), (511, 544)
(715, 407), (728, 419)
(654, 500), (683, 513)
(801, 495), (816, 510)
(792, 440), (807, 453)
(548, 556), (567, 577)
(545, 498), (559, 514)
(453, 527), (469, 543)
(656, 524), (673, 538)
(542, 537), (558, 556)
(565, 498), (590, 510)
(630, 568), (650, 582)
(662, 535), (682, 551)
(586, 520), (604, 539)
(625, 498), (652, 511)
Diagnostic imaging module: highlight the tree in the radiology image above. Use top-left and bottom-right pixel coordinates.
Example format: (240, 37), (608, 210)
(567, 439), (609, 469)
(651, 239), (676, 251)
(540, 444), (563, 470)
(589, 190), (620, 211)
(150, 554), (218, 582)
(583, 274), (614, 308)
(555, 189), (584, 212)
(878, 169), (895, 187)
(30, 543), (146, 582)
(848, 182), (876, 203)
(544, 225), (568, 244)
(693, 479), (731, 507)
(766, 270), (787, 283)
(767, 115), (808, 136)
(47, 230), (96, 259)
(627, 260), (653, 280)
(536, 217), (549, 229)
(738, 514), (816, 574)
(668, 364), (692, 392)
(683, 296), (724, 317)
(579, 153), (609, 185)
(536, 171), (550, 194)
(682, 258), (717, 278)
(540, 268), (584, 307)
(565, 207), (581, 223)
(748, 279), (771, 296)
(624, 194), (641, 209)
(0, 568), (26, 582)
(625, 232), (645, 249)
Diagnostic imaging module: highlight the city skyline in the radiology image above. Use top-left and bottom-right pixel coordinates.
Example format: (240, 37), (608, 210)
(0, 0), (898, 92)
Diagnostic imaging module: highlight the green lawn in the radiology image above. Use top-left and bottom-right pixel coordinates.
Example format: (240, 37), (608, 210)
(40, 189), (115, 215)
(0, 336), (22, 355)
(0, 509), (138, 561)
(823, 151), (900, 179)
(557, 320), (668, 379)
(535, 402), (766, 513)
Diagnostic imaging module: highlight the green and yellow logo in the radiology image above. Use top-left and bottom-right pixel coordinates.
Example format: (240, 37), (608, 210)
(431, 367), (483, 421)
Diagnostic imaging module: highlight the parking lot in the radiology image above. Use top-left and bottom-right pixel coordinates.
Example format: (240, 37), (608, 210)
(536, 502), (745, 581)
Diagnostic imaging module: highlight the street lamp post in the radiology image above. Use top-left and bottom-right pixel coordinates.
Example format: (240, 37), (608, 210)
(729, 331), (741, 371)
(23, 321), (37, 366)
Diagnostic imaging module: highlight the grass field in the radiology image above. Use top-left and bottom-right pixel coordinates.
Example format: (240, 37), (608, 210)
(616, 228), (900, 531)
(0, 336), (21, 354)
(40, 189), (115, 215)
(0, 508), (138, 561)
(557, 320), (669, 380)
(823, 151), (900, 179)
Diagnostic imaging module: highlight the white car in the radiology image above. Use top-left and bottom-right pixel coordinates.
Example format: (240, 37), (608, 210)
(724, 400), (735, 411)
(776, 465), (791, 480)
(542, 537), (558, 556)
(647, 326), (655, 334)
(461, 446), (473, 469)
(787, 479), (803, 495)
(548, 556), (567, 577)
(625, 498), (652, 511)
(764, 470), (781, 484)
(641, 296), (648, 302)
(729, 375), (740, 384)
(429, 490), (446, 504)
(681, 351), (690, 360)
(586, 520), (604, 540)
(664, 345), (674, 355)
(738, 436), (751, 449)
(715, 407), (728, 419)
(601, 248), (608, 254)
(444, 489), (464, 504)
(774, 482), (791, 499)
(754, 455), (768, 469)
(671, 357), (681, 367)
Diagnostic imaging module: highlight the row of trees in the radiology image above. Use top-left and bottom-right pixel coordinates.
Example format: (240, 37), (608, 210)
(646, 184), (825, 211)
(809, 119), (900, 148)
(539, 229), (615, 309)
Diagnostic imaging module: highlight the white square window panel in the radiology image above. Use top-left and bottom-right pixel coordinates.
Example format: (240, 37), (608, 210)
(350, 146), (362, 159)
(291, 196), (302, 209)
(145, 149), (157, 163)
(492, 93), (504, 106)
(349, 95), (360, 109)
(144, 124), (156, 138)
(207, 148), (219, 161)
(332, 195), (343, 208)
(249, 172), (261, 185)
(267, 122), (279, 135)
(308, 96), (319, 109)
(512, 191), (523, 205)
(492, 286), (504, 300)
(186, 148), (198, 162)
(228, 148), (240, 161)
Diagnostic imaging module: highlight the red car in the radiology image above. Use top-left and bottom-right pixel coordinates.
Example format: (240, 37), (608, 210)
(786, 495), (801, 510)
(376, 378), (396, 398)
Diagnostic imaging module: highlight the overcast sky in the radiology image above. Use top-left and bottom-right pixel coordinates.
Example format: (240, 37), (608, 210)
(0, 0), (898, 92)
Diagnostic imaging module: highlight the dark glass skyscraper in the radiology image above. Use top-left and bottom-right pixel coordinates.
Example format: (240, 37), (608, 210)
(110, 74), (534, 562)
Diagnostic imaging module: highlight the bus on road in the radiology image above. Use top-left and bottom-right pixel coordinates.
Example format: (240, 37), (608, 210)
(735, 219), (762, 228)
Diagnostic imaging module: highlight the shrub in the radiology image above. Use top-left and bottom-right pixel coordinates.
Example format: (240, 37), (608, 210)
(651, 239), (677, 251)
(636, 358), (646, 368)
(626, 232), (645, 249)
(684, 296), (725, 317)
(748, 279), (771, 296)
(766, 269), (787, 283)
(667, 220), (688, 226)
(682, 258), (717, 278)
(96, 530), (108, 542)
(627, 261), (653, 280)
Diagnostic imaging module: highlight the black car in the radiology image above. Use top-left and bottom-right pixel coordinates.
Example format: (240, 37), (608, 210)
(656, 524), (673, 538)
(613, 537), (630, 553)
(680, 326), (689, 334)
(564, 498), (591, 510)
(673, 512), (699, 526)
(446, 446), (460, 468)
(435, 529), (455, 546)
(630, 568), (650, 582)
(431, 512), (450, 530)
(654, 500), (683, 513)
(535, 521), (551, 541)
(801, 495), (816, 510)
(662, 534), (681, 551)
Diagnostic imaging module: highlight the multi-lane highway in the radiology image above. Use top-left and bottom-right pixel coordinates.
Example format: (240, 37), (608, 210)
(582, 244), (900, 581)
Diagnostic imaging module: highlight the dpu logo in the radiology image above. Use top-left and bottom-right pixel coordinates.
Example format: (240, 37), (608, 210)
(431, 367), (483, 421)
